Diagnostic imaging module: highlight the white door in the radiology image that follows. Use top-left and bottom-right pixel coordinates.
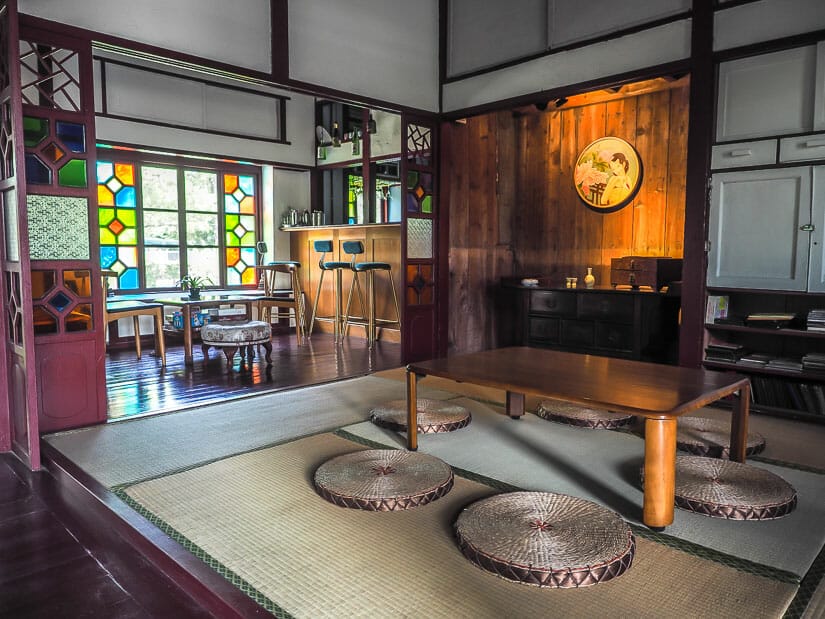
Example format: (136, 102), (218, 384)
(809, 165), (825, 292)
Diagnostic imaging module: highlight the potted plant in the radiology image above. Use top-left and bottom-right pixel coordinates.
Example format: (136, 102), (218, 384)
(176, 274), (213, 300)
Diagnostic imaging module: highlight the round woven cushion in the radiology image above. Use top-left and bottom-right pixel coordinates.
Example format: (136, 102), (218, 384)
(369, 399), (471, 434)
(672, 455), (797, 520)
(536, 399), (634, 429)
(201, 320), (271, 345)
(455, 491), (635, 588)
(314, 449), (454, 511)
(677, 417), (766, 459)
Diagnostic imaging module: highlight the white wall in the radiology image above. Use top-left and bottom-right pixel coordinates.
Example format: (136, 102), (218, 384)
(715, 0), (825, 52)
(288, 0), (439, 112)
(268, 168), (311, 262)
(442, 20), (691, 113)
(20, 0), (273, 74)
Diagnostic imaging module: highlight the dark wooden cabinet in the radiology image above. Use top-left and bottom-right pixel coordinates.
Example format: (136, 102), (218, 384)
(498, 284), (680, 363)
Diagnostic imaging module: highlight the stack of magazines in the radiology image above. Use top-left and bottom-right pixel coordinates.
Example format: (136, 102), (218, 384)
(746, 312), (796, 328)
(807, 309), (825, 332)
(737, 352), (773, 368)
(802, 352), (825, 373)
(705, 341), (745, 363)
(766, 358), (804, 373)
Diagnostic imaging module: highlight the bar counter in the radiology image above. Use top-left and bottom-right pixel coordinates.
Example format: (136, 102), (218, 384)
(287, 223), (401, 342)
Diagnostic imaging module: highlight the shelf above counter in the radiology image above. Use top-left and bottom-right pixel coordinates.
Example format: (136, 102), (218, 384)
(279, 222), (400, 232)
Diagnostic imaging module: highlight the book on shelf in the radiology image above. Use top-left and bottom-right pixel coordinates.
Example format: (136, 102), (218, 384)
(705, 295), (729, 324)
(704, 341), (746, 363)
(807, 308), (825, 331)
(737, 352), (773, 367)
(745, 312), (796, 328)
(766, 358), (804, 372)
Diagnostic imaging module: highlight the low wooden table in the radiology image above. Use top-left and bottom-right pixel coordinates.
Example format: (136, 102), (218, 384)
(155, 295), (259, 365)
(405, 347), (751, 530)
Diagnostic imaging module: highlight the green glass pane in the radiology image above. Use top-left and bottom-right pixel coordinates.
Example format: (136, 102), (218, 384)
(57, 159), (87, 188)
(240, 231), (255, 245)
(98, 208), (115, 226)
(118, 209), (136, 227)
(422, 195), (432, 214)
(225, 231), (240, 247)
(407, 170), (419, 189)
(99, 228), (116, 245)
(225, 213), (239, 230)
(23, 117), (49, 147)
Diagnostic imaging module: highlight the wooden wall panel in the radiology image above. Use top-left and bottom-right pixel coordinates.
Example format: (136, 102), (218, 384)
(442, 83), (689, 354)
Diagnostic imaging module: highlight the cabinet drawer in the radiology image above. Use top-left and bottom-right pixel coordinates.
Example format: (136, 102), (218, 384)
(595, 323), (634, 352)
(578, 294), (634, 322)
(528, 317), (559, 342)
(530, 291), (576, 315)
(560, 320), (594, 347)
(711, 140), (777, 169)
(779, 134), (825, 162)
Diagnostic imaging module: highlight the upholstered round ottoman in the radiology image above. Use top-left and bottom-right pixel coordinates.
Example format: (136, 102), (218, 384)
(455, 491), (635, 588)
(677, 416), (766, 459)
(536, 399), (635, 430)
(671, 455), (797, 520)
(369, 399), (471, 434)
(314, 449), (454, 511)
(200, 320), (272, 367)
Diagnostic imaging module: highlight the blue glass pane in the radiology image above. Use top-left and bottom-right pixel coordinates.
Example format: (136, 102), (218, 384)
(100, 246), (118, 268)
(407, 193), (419, 213)
(120, 268), (139, 290)
(238, 175), (254, 195)
(224, 195), (239, 213)
(56, 121), (86, 153)
(115, 186), (136, 207)
(97, 161), (113, 183)
(25, 154), (52, 184)
(49, 291), (72, 312)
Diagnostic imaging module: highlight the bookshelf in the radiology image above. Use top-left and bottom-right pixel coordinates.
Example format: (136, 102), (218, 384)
(703, 288), (825, 422)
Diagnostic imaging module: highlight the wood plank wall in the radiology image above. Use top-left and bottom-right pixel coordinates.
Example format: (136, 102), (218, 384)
(443, 83), (689, 354)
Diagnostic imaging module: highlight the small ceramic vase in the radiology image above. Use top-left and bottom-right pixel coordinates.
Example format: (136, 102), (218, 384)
(584, 267), (596, 289)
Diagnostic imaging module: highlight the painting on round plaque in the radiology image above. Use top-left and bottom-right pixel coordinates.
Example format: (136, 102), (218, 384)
(573, 137), (642, 213)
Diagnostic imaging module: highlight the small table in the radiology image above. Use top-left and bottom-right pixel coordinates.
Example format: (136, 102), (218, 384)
(405, 347), (751, 530)
(155, 295), (260, 365)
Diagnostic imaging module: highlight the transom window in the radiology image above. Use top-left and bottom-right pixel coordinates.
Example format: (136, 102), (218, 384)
(97, 158), (260, 291)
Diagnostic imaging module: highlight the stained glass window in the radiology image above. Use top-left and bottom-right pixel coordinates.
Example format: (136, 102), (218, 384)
(24, 115), (88, 188)
(97, 159), (259, 291)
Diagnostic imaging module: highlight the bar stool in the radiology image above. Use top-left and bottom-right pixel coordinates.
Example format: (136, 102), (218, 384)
(256, 261), (306, 345)
(341, 241), (401, 348)
(308, 240), (352, 341)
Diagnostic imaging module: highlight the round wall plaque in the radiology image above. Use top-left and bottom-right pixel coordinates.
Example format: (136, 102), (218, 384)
(574, 137), (643, 213)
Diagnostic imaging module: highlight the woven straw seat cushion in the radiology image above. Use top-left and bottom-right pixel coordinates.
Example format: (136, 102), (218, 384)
(455, 491), (635, 588)
(314, 449), (453, 511)
(677, 416), (766, 459)
(200, 320), (271, 346)
(672, 455), (797, 520)
(536, 399), (634, 429)
(369, 399), (471, 434)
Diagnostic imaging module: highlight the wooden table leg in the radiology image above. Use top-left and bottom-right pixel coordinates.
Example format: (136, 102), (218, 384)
(183, 305), (193, 366)
(153, 307), (166, 367)
(506, 391), (525, 419)
(406, 369), (421, 451)
(729, 382), (751, 463)
(643, 417), (677, 530)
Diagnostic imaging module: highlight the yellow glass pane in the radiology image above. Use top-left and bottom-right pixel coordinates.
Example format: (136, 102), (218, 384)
(32, 271), (57, 300)
(98, 185), (114, 206)
(224, 174), (238, 194)
(239, 196), (255, 214)
(241, 267), (256, 285)
(115, 163), (134, 186)
(63, 270), (92, 297)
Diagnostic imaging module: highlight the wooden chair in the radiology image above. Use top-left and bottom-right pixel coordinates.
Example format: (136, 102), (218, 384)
(102, 272), (166, 367)
(256, 262), (306, 345)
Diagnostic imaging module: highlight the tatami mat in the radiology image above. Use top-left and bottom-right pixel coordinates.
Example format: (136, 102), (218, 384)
(44, 375), (457, 487)
(121, 433), (798, 619)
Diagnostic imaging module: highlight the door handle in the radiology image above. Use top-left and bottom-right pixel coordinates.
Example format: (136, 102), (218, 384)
(800, 224), (815, 232)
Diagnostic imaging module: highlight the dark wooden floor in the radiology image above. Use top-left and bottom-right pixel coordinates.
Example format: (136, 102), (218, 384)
(106, 332), (403, 419)
(0, 453), (215, 618)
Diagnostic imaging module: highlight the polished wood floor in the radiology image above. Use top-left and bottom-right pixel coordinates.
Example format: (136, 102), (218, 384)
(0, 453), (214, 618)
(106, 332), (403, 419)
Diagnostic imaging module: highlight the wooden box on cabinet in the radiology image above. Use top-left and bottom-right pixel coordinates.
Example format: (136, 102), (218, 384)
(610, 257), (683, 291)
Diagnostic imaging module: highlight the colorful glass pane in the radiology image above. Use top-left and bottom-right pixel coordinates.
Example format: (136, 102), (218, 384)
(114, 185), (136, 207)
(98, 185), (114, 206)
(33, 306), (58, 335)
(49, 291), (72, 312)
(66, 304), (92, 331)
(238, 175), (254, 195)
(239, 196), (255, 214)
(224, 174), (238, 194)
(23, 116), (48, 147)
(63, 270), (92, 297)
(226, 247), (240, 266)
(55, 121), (85, 153)
(115, 163), (134, 186)
(224, 194), (239, 213)
(100, 246), (117, 268)
(97, 161), (114, 183)
(31, 270), (56, 300)
(119, 268), (139, 289)
(25, 153), (51, 184)
(422, 195), (432, 214)
(57, 159), (87, 187)
(44, 142), (64, 163)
